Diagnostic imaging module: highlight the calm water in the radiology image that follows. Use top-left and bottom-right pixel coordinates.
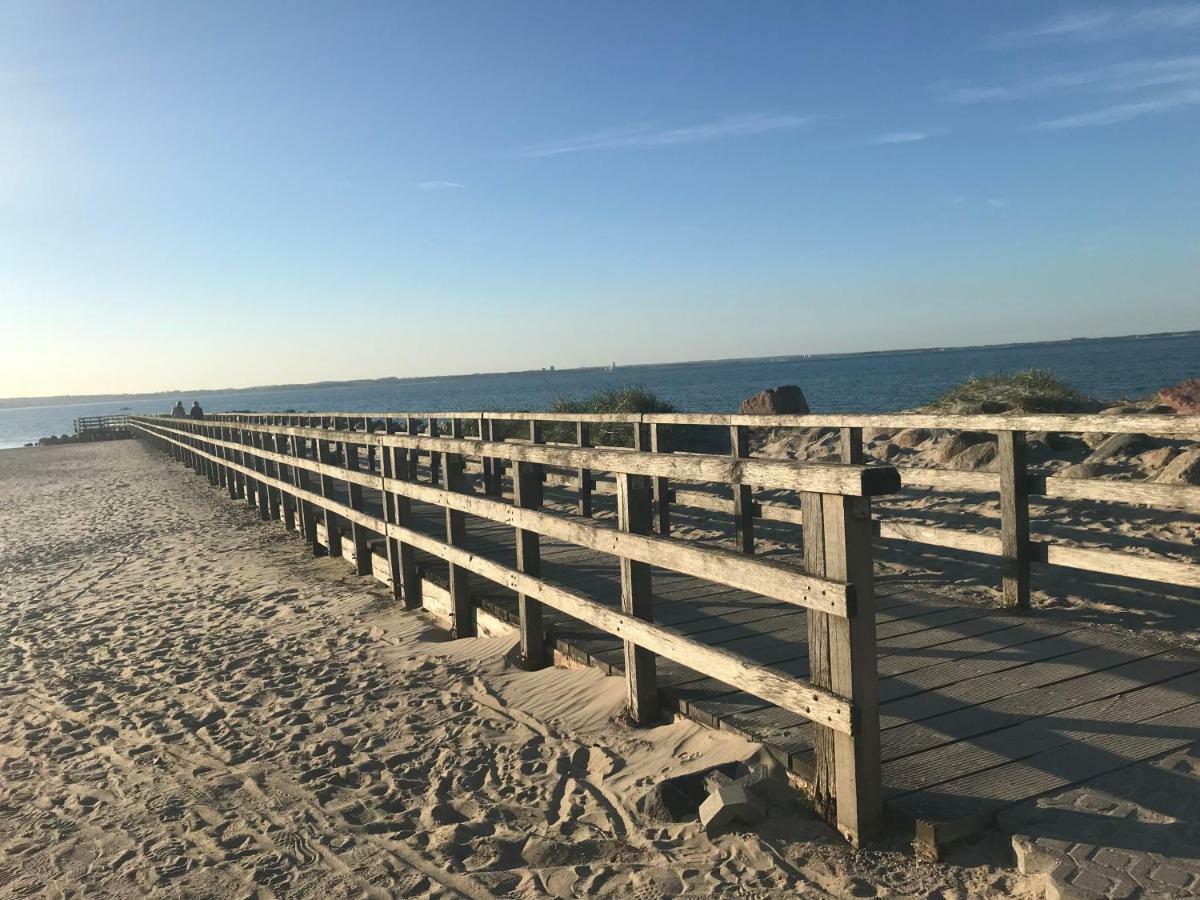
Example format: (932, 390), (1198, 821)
(2, 333), (1196, 449)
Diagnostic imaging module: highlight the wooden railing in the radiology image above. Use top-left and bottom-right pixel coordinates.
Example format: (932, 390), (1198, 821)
(131, 413), (901, 846)
(198, 409), (1200, 607)
(73, 415), (131, 440)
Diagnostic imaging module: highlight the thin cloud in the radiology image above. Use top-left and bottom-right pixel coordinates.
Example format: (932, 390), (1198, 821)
(988, 198), (1009, 208)
(999, 4), (1200, 44)
(414, 180), (464, 190)
(868, 128), (948, 144)
(944, 56), (1200, 103)
(1030, 87), (1200, 129)
(513, 113), (813, 158)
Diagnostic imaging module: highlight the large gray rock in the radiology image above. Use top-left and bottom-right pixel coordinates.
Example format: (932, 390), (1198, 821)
(1155, 448), (1200, 485)
(738, 385), (810, 416)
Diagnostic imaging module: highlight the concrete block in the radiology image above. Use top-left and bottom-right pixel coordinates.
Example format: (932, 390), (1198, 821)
(699, 783), (767, 835)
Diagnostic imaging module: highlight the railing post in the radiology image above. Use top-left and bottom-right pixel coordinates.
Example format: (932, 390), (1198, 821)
(274, 432), (296, 532)
(315, 436), (343, 559)
(287, 432), (315, 552)
(223, 426), (238, 499)
(998, 430), (1031, 610)
(515, 419), (546, 668)
(443, 418), (472, 637)
(479, 416), (495, 496)
(405, 416), (421, 481)
(840, 427), (864, 466)
(254, 430), (273, 521)
(428, 418), (441, 486)
(617, 471), (657, 724)
(576, 421), (592, 516)
(731, 424), (754, 554)
(342, 434), (372, 577)
(650, 422), (670, 535)
(381, 421), (421, 608)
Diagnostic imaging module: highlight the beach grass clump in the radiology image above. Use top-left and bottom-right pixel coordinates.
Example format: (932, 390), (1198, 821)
(545, 386), (677, 444)
(927, 369), (1100, 414)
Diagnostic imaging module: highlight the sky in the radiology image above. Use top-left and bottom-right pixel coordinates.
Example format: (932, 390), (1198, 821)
(2, 1), (1198, 398)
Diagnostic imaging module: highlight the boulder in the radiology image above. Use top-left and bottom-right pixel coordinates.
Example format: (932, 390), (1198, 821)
(893, 428), (932, 449)
(1136, 446), (1178, 472)
(1155, 449), (1200, 486)
(1059, 461), (1107, 480)
(872, 443), (900, 461)
(1159, 378), (1200, 414)
(933, 431), (991, 464)
(950, 441), (998, 471)
(738, 385), (810, 416)
(1085, 432), (1149, 464)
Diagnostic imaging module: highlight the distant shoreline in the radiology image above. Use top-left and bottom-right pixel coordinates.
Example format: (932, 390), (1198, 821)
(2, 327), (1196, 411)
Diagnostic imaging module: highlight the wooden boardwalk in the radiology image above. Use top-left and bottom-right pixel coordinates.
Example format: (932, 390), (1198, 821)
(337, 478), (1200, 854)
(133, 412), (1200, 854)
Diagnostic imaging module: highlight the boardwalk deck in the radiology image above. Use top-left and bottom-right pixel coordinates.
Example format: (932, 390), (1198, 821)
(135, 415), (1200, 855)
(318, 474), (1200, 855)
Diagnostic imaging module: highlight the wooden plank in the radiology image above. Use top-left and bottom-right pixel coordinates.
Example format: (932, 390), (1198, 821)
(515, 421), (546, 668)
(998, 430), (1030, 610)
(883, 661), (1200, 798)
(618, 472), (657, 724)
(1034, 474), (1200, 513)
(731, 425), (754, 554)
(1032, 541), (1200, 589)
(151, 416), (901, 497)
(196, 410), (1200, 437)
(343, 437), (373, 576)
(897, 696), (1200, 855)
(577, 421), (592, 517)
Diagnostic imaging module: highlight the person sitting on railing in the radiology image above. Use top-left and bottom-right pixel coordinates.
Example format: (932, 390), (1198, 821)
(189, 401), (205, 420)
(170, 401), (186, 418)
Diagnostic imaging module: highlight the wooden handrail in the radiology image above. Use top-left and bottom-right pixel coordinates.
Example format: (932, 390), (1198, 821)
(205, 409), (1200, 436)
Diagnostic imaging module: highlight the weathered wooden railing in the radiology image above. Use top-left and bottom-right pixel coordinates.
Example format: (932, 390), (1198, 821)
(197, 409), (1200, 608)
(73, 415), (131, 441)
(131, 413), (901, 845)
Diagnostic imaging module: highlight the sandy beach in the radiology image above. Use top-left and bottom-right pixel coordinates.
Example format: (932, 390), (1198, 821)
(0, 440), (1049, 898)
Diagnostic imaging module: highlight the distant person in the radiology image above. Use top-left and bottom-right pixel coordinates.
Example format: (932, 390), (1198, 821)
(189, 401), (205, 420)
(170, 401), (186, 418)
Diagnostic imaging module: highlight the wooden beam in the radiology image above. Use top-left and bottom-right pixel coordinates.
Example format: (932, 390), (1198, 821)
(731, 424), (754, 554)
(998, 430), (1031, 610)
(443, 418), (472, 637)
(618, 471), (657, 724)
(576, 421), (592, 517)
(514, 420), (546, 669)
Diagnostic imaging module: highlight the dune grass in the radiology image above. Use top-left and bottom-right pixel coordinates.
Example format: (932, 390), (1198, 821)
(927, 369), (1100, 414)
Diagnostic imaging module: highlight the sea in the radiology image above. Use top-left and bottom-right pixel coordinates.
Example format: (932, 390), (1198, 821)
(2, 332), (1196, 450)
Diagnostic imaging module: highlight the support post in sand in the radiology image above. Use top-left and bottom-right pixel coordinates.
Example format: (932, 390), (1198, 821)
(443, 417), (473, 637)
(998, 430), (1031, 610)
(274, 432), (296, 532)
(650, 422), (671, 536)
(576, 420), (592, 517)
(315, 437), (343, 559)
(382, 418), (420, 609)
(342, 436), (372, 577)
(515, 420), (546, 669)
(731, 424), (754, 554)
(617, 471), (657, 725)
(428, 418), (442, 486)
(223, 426), (238, 499)
(479, 416), (495, 496)
(803, 485), (882, 848)
(254, 430), (274, 522)
(290, 433), (321, 554)
(405, 416), (421, 482)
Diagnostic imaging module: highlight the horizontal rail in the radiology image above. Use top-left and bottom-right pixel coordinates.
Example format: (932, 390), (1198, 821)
(208, 409), (1200, 437)
(137, 416), (900, 498)
(132, 419), (857, 733)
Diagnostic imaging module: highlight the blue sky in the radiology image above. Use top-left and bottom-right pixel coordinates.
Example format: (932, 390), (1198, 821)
(2, 1), (1198, 396)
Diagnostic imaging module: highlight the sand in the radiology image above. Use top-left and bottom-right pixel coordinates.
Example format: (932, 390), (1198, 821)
(0, 441), (1041, 898)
